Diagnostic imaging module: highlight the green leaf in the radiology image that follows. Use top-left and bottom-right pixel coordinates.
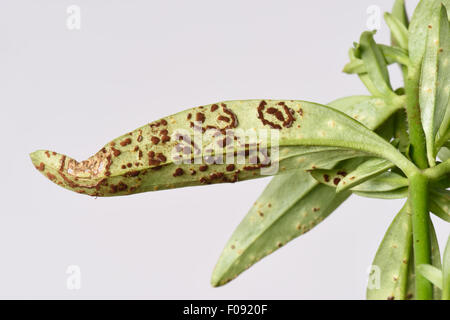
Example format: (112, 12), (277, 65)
(438, 146), (450, 162)
(417, 264), (443, 289)
(391, 0), (409, 29)
(353, 188), (408, 200)
(367, 202), (412, 300)
(343, 45), (409, 75)
(351, 172), (408, 193)
(211, 95), (400, 286)
(336, 158), (394, 192)
(429, 188), (450, 223)
(419, 6), (450, 166)
(443, 235), (450, 300)
(309, 159), (364, 188)
(409, 0), (450, 71)
(384, 12), (409, 50)
(352, 171), (409, 199)
(394, 109), (409, 152)
(359, 31), (395, 99)
(430, 221), (443, 299)
(326, 96), (402, 130)
(210, 169), (351, 287)
(31, 100), (415, 197)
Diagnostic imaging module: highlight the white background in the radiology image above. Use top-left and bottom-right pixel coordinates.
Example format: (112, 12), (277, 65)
(0, 0), (447, 299)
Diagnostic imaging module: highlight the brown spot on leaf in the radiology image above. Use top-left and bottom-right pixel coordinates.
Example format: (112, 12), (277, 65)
(173, 168), (184, 177)
(120, 138), (132, 147)
(151, 136), (160, 145)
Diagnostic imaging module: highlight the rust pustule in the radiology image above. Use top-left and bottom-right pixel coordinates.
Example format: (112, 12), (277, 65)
(151, 136), (160, 145)
(173, 168), (184, 177)
(120, 138), (132, 147)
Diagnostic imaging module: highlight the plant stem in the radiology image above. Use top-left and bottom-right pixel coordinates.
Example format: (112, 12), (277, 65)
(405, 71), (428, 169)
(409, 173), (432, 300)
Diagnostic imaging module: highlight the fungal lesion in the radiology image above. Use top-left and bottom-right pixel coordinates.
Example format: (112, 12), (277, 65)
(257, 100), (296, 129)
(188, 103), (238, 133)
(66, 149), (111, 178)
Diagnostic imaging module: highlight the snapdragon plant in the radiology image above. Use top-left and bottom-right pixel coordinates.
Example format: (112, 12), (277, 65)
(30, 0), (449, 300)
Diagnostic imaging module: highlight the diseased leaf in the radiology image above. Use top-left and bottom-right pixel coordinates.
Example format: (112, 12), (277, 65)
(384, 12), (409, 50)
(210, 169), (351, 287)
(31, 100), (413, 197)
(367, 202), (412, 300)
(417, 264), (443, 289)
(429, 188), (450, 223)
(419, 6), (450, 165)
(336, 158), (395, 192)
(309, 158), (365, 188)
(409, 0), (450, 74)
(211, 95), (400, 286)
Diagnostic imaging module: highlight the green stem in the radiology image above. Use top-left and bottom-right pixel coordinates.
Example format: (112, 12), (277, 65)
(405, 71), (428, 169)
(409, 173), (433, 300)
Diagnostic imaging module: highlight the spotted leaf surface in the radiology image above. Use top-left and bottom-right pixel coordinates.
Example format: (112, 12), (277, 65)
(419, 6), (450, 165)
(211, 168), (351, 287)
(367, 202), (412, 300)
(30, 100), (411, 197)
(409, 0), (450, 76)
(211, 96), (401, 286)
(336, 157), (394, 192)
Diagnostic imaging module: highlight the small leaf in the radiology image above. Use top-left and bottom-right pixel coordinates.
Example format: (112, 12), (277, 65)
(443, 235), (450, 300)
(351, 172), (408, 193)
(419, 5), (450, 166)
(391, 0), (409, 29)
(359, 31), (395, 99)
(353, 188), (408, 200)
(336, 158), (394, 192)
(384, 12), (409, 50)
(343, 45), (409, 74)
(394, 109), (409, 152)
(429, 188), (450, 223)
(309, 160), (363, 188)
(417, 265), (443, 289)
(367, 202), (412, 300)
